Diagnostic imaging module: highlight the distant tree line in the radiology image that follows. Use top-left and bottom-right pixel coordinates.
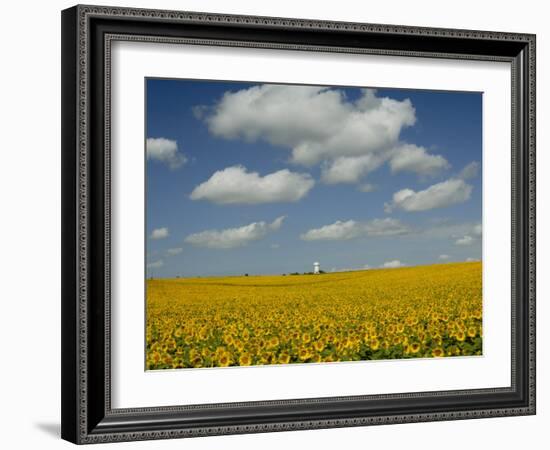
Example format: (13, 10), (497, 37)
(285, 270), (326, 276)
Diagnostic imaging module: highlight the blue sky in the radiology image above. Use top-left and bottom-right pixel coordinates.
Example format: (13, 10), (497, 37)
(146, 79), (482, 277)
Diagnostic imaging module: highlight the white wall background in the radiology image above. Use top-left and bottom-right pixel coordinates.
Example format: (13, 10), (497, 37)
(0, 0), (545, 448)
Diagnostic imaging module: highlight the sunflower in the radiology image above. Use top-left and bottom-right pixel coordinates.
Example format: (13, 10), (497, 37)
(310, 354), (322, 363)
(214, 346), (227, 359)
(192, 356), (203, 367)
(234, 339), (244, 352)
(239, 353), (252, 366)
(198, 326), (209, 340)
(369, 338), (380, 351)
(223, 334), (234, 346)
(456, 330), (466, 342)
(409, 342), (421, 354)
(151, 351), (161, 363)
(314, 339), (325, 352)
(242, 328), (250, 341)
(278, 352), (291, 364)
(146, 261), (482, 369)
(217, 353), (231, 367)
(298, 347), (311, 361)
(268, 336), (280, 349)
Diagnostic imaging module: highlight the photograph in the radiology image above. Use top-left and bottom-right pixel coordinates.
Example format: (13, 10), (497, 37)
(57, 3), (536, 445)
(145, 79), (483, 370)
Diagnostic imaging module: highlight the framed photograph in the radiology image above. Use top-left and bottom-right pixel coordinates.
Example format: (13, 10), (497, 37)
(61, 4), (536, 444)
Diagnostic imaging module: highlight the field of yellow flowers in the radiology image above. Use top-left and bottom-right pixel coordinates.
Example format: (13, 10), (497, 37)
(146, 261), (482, 370)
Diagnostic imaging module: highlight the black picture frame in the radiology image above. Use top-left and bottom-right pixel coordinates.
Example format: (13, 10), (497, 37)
(61, 4), (536, 444)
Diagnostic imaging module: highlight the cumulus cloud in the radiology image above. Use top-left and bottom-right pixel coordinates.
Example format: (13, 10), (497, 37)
(458, 161), (480, 180)
(146, 138), (187, 169)
(455, 235), (474, 246)
(150, 227), (169, 240)
(389, 144), (450, 176)
(189, 165), (314, 205)
(166, 247), (183, 256)
(200, 85), (416, 174)
(321, 154), (385, 184)
(147, 260), (164, 269)
(439, 254), (450, 260)
(185, 216), (285, 249)
(301, 220), (362, 241)
(385, 178), (473, 212)
(300, 218), (410, 241)
(381, 260), (405, 268)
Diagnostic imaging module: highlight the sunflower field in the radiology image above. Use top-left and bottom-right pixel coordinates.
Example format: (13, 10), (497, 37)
(146, 261), (482, 370)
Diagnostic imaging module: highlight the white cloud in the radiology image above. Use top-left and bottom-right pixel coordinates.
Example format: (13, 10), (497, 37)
(201, 85), (416, 170)
(358, 183), (376, 193)
(189, 165), (314, 205)
(185, 216), (285, 249)
(270, 243), (280, 249)
(300, 218), (410, 241)
(146, 138), (187, 169)
(301, 220), (362, 241)
(458, 161), (480, 180)
(389, 144), (450, 176)
(439, 254), (450, 260)
(466, 257), (480, 262)
(147, 260), (164, 269)
(150, 227), (169, 240)
(270, 216), (285, 229)
(321, 154), (385, 184)
(166, 247), (183, 256)
(455, 235), (474, 246)
(365, 218), (410, 236)
(386, 178), (473, 212)
(381, 260), (405, 268)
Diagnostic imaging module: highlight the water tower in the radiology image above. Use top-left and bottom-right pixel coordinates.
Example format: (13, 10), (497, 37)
(313, 261), (320, 274)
